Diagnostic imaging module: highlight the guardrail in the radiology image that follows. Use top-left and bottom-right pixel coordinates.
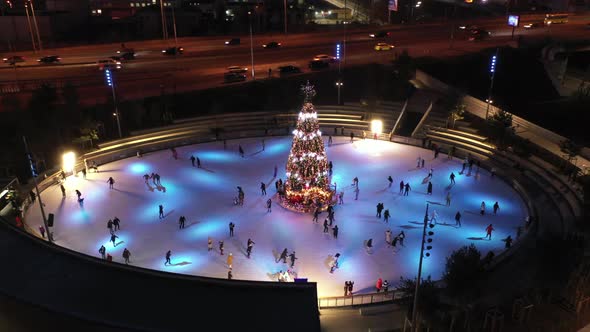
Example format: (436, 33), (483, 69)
(318, 290), (407, 308)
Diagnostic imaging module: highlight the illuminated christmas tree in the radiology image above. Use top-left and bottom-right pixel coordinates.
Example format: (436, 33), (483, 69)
(282, 81), (332, 211)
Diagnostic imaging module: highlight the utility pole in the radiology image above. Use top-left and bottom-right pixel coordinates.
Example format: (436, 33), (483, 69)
(24, 2), (37, 52)
(411, 203), (430, 331)
(28, 0), (42, 51)
(23, 136), (52, 243)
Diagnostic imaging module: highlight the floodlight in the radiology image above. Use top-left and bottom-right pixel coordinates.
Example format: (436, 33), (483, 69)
(62, 152), (76, 174)
(371, 120), (383, 135)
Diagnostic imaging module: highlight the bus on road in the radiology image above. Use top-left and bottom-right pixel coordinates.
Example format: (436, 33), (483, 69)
(544, 13), (568, 25)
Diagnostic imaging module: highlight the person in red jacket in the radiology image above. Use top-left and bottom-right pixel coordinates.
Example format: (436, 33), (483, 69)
(376, 278), (383, 292)
(485, 224), (494, 240)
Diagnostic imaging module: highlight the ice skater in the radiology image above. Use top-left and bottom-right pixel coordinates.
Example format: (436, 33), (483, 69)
(190, 155), (196, 167)
(485, 224), (494, 240)
(376, 203), (384, 218)
(266, 198), (272, 212)
(385, 229), (392, 246)
(480, 201), (486, 215)
(289, 251), (297, 268)
(99, 245), (106, 259)
(352, 177), (359, 187)
(376, 278), (383, 292)
(122, 248), (131, 264)
(165, 250), (172, 265)
(197, 157), (201, 168)
(428, 168), (433, 178)
(383, 209), (390, 223)
(350, 132), (354, 143)
(333, 225), (339, 239)
(427, 182), (433, 195)
(107, 219), (114, 234)
(143, 174), (150, 184)
(421, 158), (425, 168)
(430, 210), (439, 224)
(455, 211), (462, 227)
(330, 253), (340, 273)
(404, 183), (411, 196)
(493, 201), (500, 215)
(277, 248), (288, 263)
(179, 215), (186, 229)
(238, 145), (244, 158)
(446, 192), (452, 206)
(354, 186), (359, 200)
(313, 208), (320, 223)
(208, 237), (213, 251)
(388, 176), (393, 187)
(107, 177), (115, 189)
(113, 217), (120, 231)
(339, 191), (344, 205)
(450, 172), (456, 185)
(227, 253), (233, 269)
(399, 181), (405, 194)
(416, 156), (422, 168)
(170, 147), (178, 160)
(110, 234), (119, 247)
(397, 231), (405, 246)
(159, 204), (164, 219)
(75, 189), (82, 201)
(328, 135), (333, 146)
(274, 165), (278, 178)
(60, 184), (66, 197)
(219, 241), (225, 255)
(261, 139), (265, 151)
(365, 238), (374, 254)
(260, 182), (266, 195)
(229, 222), (235, 237)
(323, 218), (329, 233)
(246, 238), (255, 258)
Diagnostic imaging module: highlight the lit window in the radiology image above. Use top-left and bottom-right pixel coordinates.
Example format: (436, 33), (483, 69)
(130, 3), (134, 6)
(91, 9), (96, 13)
(152, 0), (156, 2)
(97, 9), (102, 13)
(141, 3), (145, 6)
(136, 3), (140, 6)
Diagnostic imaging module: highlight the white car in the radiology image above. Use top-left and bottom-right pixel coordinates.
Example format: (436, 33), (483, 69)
(313, 54), (338, 63)
(227, 66), (248, 74)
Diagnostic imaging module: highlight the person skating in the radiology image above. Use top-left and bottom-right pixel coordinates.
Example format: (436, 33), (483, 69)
(339, 191), (344, 205)
(219, 241), (225, 255)
(404, 183), (411, 196)
(107, 219), (114, 234)
(427, 182), (433, 195)
(208, 237), (213, 251)
(385, 229), (392, 246)
(99, 245), (106, 259)
(82, 168), (87, 179)
(376, 203), (384, 218)
(165, 250), (172, 265)
(493, 201), (500, 215)
(330, 253), (340, 273)
(446, 192), (452, 206)
(399, 181), (405, 194)
(197, 157), (201, 168)
(313, 208), (320, 223)
(113, 217), (120, 231)
(228, 270), (233, 280)
(227, 253), (233, 269)
(238, 145), (244, 158)
(430, 210), (439, 224)
(485, 224), (494, 240)
(289, 251), (297, 268)
(170, 147), (178, 160)
(480, 201), (486, 215)
(352, 177), (359, 187)
(266, 198), (272, 212)
(376, 278), (383, 292)
(421, 158), (425, 168)
(383, 209), (390, 223)
(365, 238), (374, 254)
(179, 215), (186, 229)
(416, 156), (421, 168)
(260, 182), (266, 195)
(110, 234), (119, 247)
(274, 165), (278, 178)
(350, 132), (354, 143)
(354, 186), (359, 200)
(107, 177), (115, 189)
(246, 238), (255, 258)
(159, 205), (164, 219)
(143, 174), (150, 184)
(323, 218), (329, 233)
(455, 211), (462, 227)
(328, 135), (333, 146)
(428, 168), (433, 178)
(229, 222), (235, 237)
(277, 248), (288, 263)
(75, 190), (82, 201)
(333, 225), (339, 239)
(122, 248), (131, 264)
(397, 231), (405, 246)
(387, 176), (393, 187)
(60, 184), (66, 197)
(190, 155), (196, 167)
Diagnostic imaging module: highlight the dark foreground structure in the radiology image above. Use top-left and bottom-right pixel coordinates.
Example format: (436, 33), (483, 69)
(0, 220), (320, 332)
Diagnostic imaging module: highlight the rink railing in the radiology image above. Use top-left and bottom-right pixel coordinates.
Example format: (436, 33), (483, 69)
(318, 290), (407, 308)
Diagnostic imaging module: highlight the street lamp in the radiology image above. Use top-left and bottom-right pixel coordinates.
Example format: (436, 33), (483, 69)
(104, 69), (122, 138)
(283, 0), (288, 34)
(27, 1), (42, 51)
(411, 203), (435, 331)
(24, 2), (37, 52)
(248, 11), (255, 80)
(485, 49), (499, 120)
(336, 81), (343, 105)
(23, 136), (52, 243)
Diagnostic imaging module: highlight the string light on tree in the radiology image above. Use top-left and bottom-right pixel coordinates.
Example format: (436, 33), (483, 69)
(281, 81), (333, 212)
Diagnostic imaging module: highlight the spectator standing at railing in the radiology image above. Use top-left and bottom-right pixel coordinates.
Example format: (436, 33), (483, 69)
(344, 281), (350, 296)
(383, 280), (389, 292)
(375, 278), (383, 292)
(29, 191), (36, 203)
(348, 281), (354, 295)
(98, 245), (106, 259)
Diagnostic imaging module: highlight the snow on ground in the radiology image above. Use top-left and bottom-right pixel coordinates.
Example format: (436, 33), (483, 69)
(26, 136), (527, 297)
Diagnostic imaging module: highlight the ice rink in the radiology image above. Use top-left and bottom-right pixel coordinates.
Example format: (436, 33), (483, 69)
(26, 136), (528, 297)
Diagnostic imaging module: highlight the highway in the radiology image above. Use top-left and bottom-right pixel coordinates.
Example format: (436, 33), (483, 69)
(0, 14), (588, 105)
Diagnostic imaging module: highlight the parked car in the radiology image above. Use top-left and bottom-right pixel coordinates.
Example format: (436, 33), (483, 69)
(278, 65), (301, 75)
(37, 55), (61, 64)
(3, 55), (25, 65)
(313, 54), (338, 63)
(374, 42), (395, 51)
(224, 72), (246, 83)
(369, 31), (390, 38)
(97, 59), (122, 70)
(225, 38), (240, 45)
(227, 66), (248, 74)
(263, 41), (281, 49)
(162, 47), (184, 55)
(308, 60), (329, 70)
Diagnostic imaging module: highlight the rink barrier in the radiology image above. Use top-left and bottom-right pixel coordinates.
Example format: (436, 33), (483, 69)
(318, 289), (408, 309)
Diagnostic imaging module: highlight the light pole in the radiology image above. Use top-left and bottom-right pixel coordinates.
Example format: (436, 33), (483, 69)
(159, 0), (168, 40)
(283, 0), (288, 34)
(342, 0), (347, 64)
(485, 49), (499, 120)
(411, 203), (434, 331)
(171, 5), (178, 48)
(24, 2), (37, 53)
(23, 136), (52, 243)
(28, 0), (42, 51)
(248, 11), (255, 80)
(336, 81), (343, 105)
(105, 69), (122, 138)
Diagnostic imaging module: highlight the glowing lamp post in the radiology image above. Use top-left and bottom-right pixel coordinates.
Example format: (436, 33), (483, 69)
(23, 136), (52, 243)
(105, 69), (122, 138)
(336, 81), (343, 105)
(371, 119), (383, 139)
(485, 49), (498, 120)
(62, 152), (76, 176)
(410, 203), (435, 331)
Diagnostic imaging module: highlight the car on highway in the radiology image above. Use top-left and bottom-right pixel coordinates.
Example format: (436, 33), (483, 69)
(116, 47), (134, 54)
(523, 22), (542, 29)
(262, 41), (281, 49)
(374, 42), (395, 51)
(225, 38), (240, 45)
(223, 72), (246, 83)
(313, 54), (338, 63)
(97, 59), (122, 70)
(37, 55), (61, 64)
(458, 24), (478, 31)
(227, 66), (248, 74)
(111, 51), (136, 61)
(308, 60), (329, 70)
(3, 55), (25, 65)
(278, 65), (301, 76)
(369, 31), (390, 38)
(162, 47), (184, 55)
(468, 28), (491, 41)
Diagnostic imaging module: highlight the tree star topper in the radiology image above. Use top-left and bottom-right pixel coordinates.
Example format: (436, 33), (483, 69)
(301, 81), (316, 103)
